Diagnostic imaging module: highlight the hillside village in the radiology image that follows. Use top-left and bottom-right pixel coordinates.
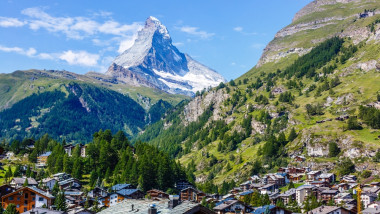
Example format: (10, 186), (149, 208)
(0, 140), (379, 214)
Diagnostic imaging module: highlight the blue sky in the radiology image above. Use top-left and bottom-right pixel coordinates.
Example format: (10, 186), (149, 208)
(0, 0), (312, 80)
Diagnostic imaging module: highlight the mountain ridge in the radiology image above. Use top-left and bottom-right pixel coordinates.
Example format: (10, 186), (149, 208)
(106, 16), (226, 96)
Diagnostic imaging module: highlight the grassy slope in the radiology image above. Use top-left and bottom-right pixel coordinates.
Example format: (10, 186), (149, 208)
(172, 1), (380, 185)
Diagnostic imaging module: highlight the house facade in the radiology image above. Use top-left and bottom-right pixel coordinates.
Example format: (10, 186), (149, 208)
(1, 186), (54, 213)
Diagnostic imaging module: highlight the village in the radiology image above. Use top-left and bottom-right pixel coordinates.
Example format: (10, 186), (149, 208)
(0, 145), (379, 214)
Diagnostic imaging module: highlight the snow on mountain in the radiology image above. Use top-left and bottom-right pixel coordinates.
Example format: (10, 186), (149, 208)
(107, 16), (226, 96)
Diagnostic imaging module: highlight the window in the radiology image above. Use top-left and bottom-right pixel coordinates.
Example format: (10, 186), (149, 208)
(24, 208), (27, 212)
(16, 205), (19, 208)
(31, 192), (35, 196)
(9, 197), (13, 200)
(32, 205), (35, 208)
(24, 200), (28, 205)
(32, 197), (35, 201)
(17, 197), (20, 201)
(25, 193), (29, 198)
(39, 197), (44, 201)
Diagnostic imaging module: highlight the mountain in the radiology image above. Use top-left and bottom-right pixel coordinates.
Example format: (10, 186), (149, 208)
(106, 16), (226, 96)
(0, 69), (188, 142)
(137, 0), (380, 185)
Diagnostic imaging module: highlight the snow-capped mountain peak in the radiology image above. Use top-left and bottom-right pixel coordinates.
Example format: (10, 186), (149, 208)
(107, 16), (226, 96)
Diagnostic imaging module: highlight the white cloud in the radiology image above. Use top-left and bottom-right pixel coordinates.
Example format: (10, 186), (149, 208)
(0, 45), (36, 57)
(180, 26), (214, 39)
(0, 44), (99, 67)
(0, 17), (26, 27)
(59, 50), (99, 67)
(19, 7), (142, 39)
(230, 62), (236, 66)
(233, 26), (243, 32)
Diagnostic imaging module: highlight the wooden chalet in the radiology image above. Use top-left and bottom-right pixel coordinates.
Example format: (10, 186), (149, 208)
(1, 186), (54, 213)
(147, 189), (169, 199)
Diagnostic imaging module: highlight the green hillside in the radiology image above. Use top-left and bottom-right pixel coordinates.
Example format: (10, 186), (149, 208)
(137, 0), (380, 185)
(0, 70), (187, 142)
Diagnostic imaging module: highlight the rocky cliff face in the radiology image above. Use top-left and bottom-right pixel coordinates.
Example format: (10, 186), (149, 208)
(106, 16), (226, 96)
(257, 0), (380, 67)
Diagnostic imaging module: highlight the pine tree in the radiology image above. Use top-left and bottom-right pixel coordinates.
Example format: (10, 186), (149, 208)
(288, 181), (295, 190)
(4, 203), (18, 214)
(52, 182), (60, 197)
(55, 191), (67, 211)
(23, 178), (28, 187)
(26, 166), (31, 177)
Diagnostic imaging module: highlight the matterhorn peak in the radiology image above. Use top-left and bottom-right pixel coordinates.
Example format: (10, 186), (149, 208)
(107, 16), (226, 96)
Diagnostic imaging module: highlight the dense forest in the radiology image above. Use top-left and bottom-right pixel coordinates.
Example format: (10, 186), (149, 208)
(4, 130), (193, 193)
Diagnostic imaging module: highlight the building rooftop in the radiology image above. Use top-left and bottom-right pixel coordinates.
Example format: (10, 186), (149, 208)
(308, 206), (347, 214)
(12, 177), (38, 185)
(117, 189), (141, 196)
(97, 199), (211, 214)
(39, 151), (52, 157)
(22, 207), (64, 214)
(111, 183), (132, 191)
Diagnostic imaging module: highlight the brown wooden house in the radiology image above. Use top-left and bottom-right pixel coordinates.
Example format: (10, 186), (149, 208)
(147, 189), (169, 199)
(180, 187), (205, 202)
(1, 186), (54, 213)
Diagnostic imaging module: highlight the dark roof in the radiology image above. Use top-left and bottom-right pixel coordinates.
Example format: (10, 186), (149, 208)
(251, 205), (276, 214)
(116, 189), (141, 196)
(111, 183), (132, 191)
(12, 177), (38, 185)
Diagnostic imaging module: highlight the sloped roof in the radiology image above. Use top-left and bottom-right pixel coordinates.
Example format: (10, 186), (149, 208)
(97, 199), (213, 214)
(12, 177), (38, 185)
(39, 151), (52, 157)
(117, 189), (141, 196)
(111, 183), (132, 191)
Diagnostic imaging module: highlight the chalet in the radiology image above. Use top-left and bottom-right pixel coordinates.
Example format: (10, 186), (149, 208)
(110, 183), (135, 192)
(42, 178), (57, 190)
(318, 173), (335, 183)
(278, 188), (296, 205)
(180, 187), (205, 202)
(289, 174), (304, 183)
(98, 192), (125, 207)
(1, 186), (54, 213)
(229, 187), (242, 195)
(0, 185), (14, 198)
(64, 190), (83, 202)
(293, 155), (306, 162)
(10, 177), (38, 189)
(334, 192), (352, 204)
(341, 175), (357, 183)
(263, 174), (285, 187)
(319, 189), (339, 202)
(116, 189), (144, 199)
(175, 179), (194, 191)
(259, 184), (278, 195)
(295, 185), (315, 205)
(52, 172), (71, 181)
(213, 200), (253, 214)
(88, 187), (108, 198)
(37, 151), (51, 167)
(362, 192), (378, 208)
(252, 205), (291, 214)
(310, 180), (330, 187)
(337, 183), (350, 192)
(248, 175), (261, 183)
(307, 171), (322, 181)
(58, 178), (81, 190)
(308, 206), (355, 214)
(240, 181), (251, 191)
(64, 144), (86, 157)
(147, 189), (169, 199)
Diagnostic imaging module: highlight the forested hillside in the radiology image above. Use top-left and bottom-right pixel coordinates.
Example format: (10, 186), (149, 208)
(137, 0), (380, 187)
